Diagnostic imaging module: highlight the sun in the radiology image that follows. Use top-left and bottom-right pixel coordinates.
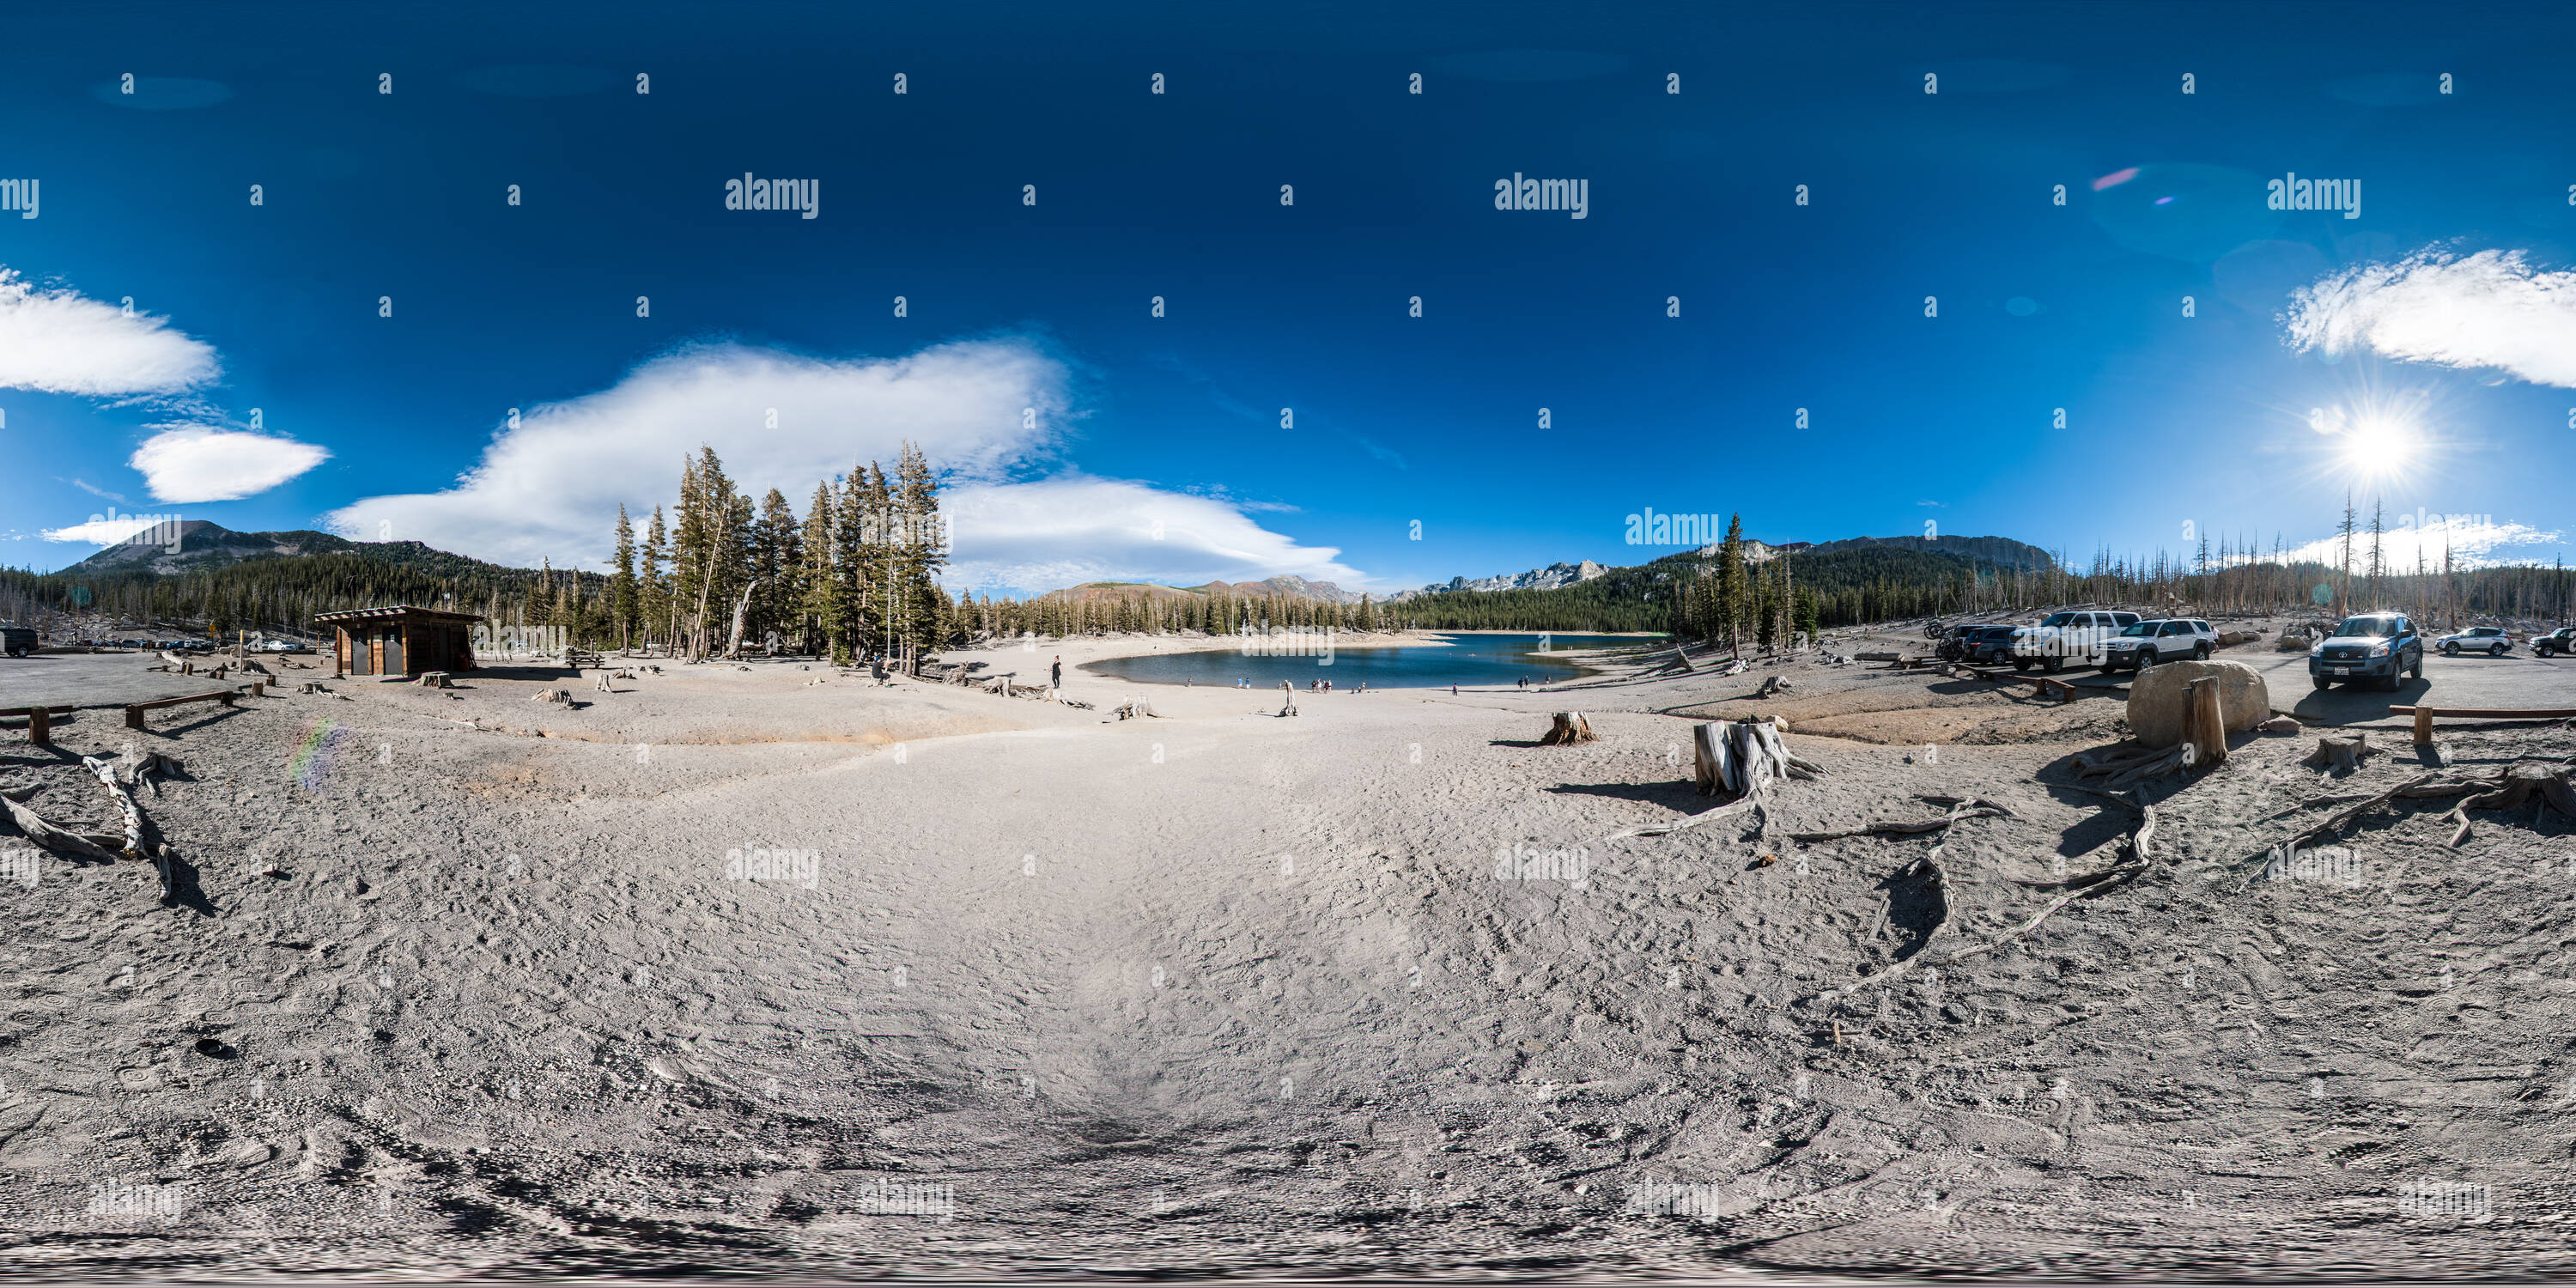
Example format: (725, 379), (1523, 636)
(2342, 413), (2419, 468)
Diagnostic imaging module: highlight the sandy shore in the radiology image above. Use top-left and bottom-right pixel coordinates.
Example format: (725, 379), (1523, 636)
(4, 626), (2575, 1277)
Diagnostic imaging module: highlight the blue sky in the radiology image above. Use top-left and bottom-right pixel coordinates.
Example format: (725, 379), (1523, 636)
(2, 0), (2569, 595)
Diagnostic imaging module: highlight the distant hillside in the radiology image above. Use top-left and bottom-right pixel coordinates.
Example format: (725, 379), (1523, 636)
(12, 520), (598, 635)
(61, 519), (544, 584)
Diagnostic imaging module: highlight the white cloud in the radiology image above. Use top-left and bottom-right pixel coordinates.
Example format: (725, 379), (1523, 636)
(42, 516), (165, 544)
(945, 477), (1364, 594)
(2283, 249), (2576, 386)
(131, 426), (331, 501)
(2278, 513), (2562, 572)
(0, 269), (221, 396)
(326, 340), (1361, 592)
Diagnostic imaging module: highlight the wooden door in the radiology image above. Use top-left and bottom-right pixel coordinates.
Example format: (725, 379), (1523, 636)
(384, 626), (405, 676)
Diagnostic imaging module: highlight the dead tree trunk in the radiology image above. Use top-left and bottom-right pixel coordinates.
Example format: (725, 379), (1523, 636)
(2184, 677), (2228, 768)
(720, 580), (761, 659)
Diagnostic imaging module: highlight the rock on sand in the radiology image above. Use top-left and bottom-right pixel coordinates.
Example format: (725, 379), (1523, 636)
(2127, 659), (2271, 748)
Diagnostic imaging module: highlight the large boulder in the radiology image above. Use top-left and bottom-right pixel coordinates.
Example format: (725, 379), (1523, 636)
(2127, 659), (2273, 749)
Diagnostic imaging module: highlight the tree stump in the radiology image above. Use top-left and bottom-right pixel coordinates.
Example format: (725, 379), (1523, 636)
(1692, 718), (1820, 799)
(2302, 732), (2372, 773)
(2184, 678), (2228, 767)
(1538, 712), (1597, 745)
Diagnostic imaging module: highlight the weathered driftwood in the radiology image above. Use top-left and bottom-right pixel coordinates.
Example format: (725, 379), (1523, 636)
(1279, 681), (1298, 718)
(1538, 712), (1597, 745)
(1817, 805), (2155, 1005)
(1789, 794), (2013, 843)
(81, 756), (144, 857)
(2237, 762), (2576, 875)
(1752, 676), (1789, 699)
(1110, 699), (1159, 720)
(0, 791), (122, 861)
(2105, 744), (2194, 788)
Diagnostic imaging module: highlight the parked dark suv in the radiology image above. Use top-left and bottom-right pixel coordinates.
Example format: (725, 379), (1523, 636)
(0, 627), (33, 658)
(2535, 627), (2576, 658)
(2308, 612), (2424, 691)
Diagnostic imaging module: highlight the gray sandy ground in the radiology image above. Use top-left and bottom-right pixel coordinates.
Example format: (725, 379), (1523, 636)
(3, 630), (2575, 1279)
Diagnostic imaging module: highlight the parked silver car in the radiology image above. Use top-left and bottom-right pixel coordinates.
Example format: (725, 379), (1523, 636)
(2103, 618), (2215, 672)
(2435, 627), (2513, 657)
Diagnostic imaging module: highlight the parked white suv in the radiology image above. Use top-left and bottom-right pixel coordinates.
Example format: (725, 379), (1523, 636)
(2010, 611), (2142, 672)
(2102, 618), (2215, 672)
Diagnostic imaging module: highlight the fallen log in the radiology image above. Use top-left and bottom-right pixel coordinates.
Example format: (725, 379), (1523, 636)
(0, 791), (122, 861)
(80, 756), (144, 857)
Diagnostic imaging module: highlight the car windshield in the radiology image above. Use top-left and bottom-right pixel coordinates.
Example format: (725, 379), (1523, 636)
(2335, 617), (2398, 639)
(2039, 612), (2075, 628)
(2118, 623), (2155, 637)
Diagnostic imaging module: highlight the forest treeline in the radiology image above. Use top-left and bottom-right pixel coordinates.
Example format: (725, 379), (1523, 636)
(4, 492), (2568, 649)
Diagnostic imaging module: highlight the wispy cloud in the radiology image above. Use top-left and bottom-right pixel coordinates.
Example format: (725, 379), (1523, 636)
(2283, 248), (2576, 387)
(43, 515), (167, 544)
(0, 268), (220, 396)
(59, 477), (128, 503)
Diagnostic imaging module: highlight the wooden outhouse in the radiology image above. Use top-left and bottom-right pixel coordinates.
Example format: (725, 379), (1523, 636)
(315, 605), (483, 677)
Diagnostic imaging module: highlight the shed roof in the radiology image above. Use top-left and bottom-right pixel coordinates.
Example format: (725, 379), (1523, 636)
(313, 605), (484, 625)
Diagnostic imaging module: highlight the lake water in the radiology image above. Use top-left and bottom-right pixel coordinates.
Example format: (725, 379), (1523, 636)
(1081, 632), (1662, 690)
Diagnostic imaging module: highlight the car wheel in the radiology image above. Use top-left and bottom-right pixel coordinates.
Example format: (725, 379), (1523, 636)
(2494, 644), (2507, 658)
(2312, 675), (2333, 690)
(2443, 642), (2459, 656)
(2013, 659), (2031, 671)
(2409, 654), (2423, 680)
(2132, 653), (2151, 673)
(2042, 655), (2063, 674)
(2193, 643), (2210, 660)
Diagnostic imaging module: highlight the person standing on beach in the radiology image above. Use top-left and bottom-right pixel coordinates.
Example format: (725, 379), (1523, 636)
(1050, 655), (1062, 690)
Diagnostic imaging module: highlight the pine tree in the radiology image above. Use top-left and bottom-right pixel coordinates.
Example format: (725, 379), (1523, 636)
(1716, 514), (1749, 658)
(641, 506), (671, 654)
(610, 505), (638, 651)
(799, 482), (837, 655)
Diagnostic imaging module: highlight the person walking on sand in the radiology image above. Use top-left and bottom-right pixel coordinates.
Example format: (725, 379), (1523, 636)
(1050, 655), (1062, 690)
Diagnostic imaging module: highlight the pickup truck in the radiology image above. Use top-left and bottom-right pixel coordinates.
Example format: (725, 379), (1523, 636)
(2536, 627), (2576, 658)
(2010, 610), (2142, 673)
(2102, 618), (2215, 672)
